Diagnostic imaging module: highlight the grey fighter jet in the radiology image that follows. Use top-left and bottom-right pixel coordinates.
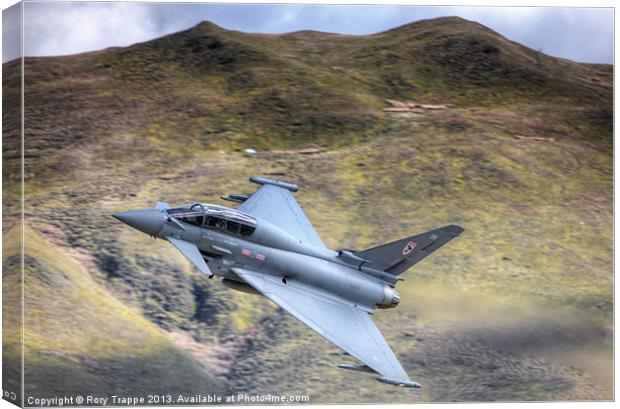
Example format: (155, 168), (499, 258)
(113, 176), (463, 388)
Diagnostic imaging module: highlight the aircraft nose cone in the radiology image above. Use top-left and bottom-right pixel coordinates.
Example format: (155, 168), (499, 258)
(113, 209), (164, 236)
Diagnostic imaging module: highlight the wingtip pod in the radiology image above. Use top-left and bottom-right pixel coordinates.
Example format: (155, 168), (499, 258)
(250, 176), (299, 192)
(376, 376), (422, 389)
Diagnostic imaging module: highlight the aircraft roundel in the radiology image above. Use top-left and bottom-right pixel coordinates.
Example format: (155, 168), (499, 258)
(402, 241), (417, 255)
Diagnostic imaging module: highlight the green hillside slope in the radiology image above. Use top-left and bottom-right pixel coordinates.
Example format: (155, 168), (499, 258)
(2, 16), (612, 402)
(4, 226), (224, 401)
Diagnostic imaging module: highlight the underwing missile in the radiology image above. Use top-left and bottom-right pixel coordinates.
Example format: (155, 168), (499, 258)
(337, 363), (377, 374)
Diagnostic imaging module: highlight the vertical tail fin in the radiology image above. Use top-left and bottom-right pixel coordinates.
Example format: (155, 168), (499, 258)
(354, 225), (463, 276)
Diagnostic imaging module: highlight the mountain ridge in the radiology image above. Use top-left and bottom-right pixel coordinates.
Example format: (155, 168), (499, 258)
(4, 17), (611, 181)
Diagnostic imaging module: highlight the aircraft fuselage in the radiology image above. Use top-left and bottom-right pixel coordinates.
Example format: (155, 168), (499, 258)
(158, 211), (399, 311)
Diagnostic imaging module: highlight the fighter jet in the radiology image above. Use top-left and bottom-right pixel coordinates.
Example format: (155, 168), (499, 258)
(113, 176), (463, 388)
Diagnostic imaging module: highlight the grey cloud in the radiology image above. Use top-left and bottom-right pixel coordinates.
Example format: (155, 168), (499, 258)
(3, 3), (22, 63)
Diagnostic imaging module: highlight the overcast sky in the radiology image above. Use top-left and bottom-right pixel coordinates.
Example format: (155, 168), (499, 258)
(2, 2), (614, 64)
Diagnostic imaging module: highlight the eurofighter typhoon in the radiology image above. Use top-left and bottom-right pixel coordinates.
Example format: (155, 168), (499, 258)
(113, 176), (463, 388)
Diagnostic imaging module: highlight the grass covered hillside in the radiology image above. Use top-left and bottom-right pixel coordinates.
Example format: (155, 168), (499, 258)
(2, 16), (612, 402)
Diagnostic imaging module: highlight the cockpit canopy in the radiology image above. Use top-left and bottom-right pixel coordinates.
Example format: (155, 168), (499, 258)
(167, 204), (256, 237)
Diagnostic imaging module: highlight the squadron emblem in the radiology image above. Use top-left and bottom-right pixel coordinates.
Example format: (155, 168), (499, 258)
(402, 241), (417, 255)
